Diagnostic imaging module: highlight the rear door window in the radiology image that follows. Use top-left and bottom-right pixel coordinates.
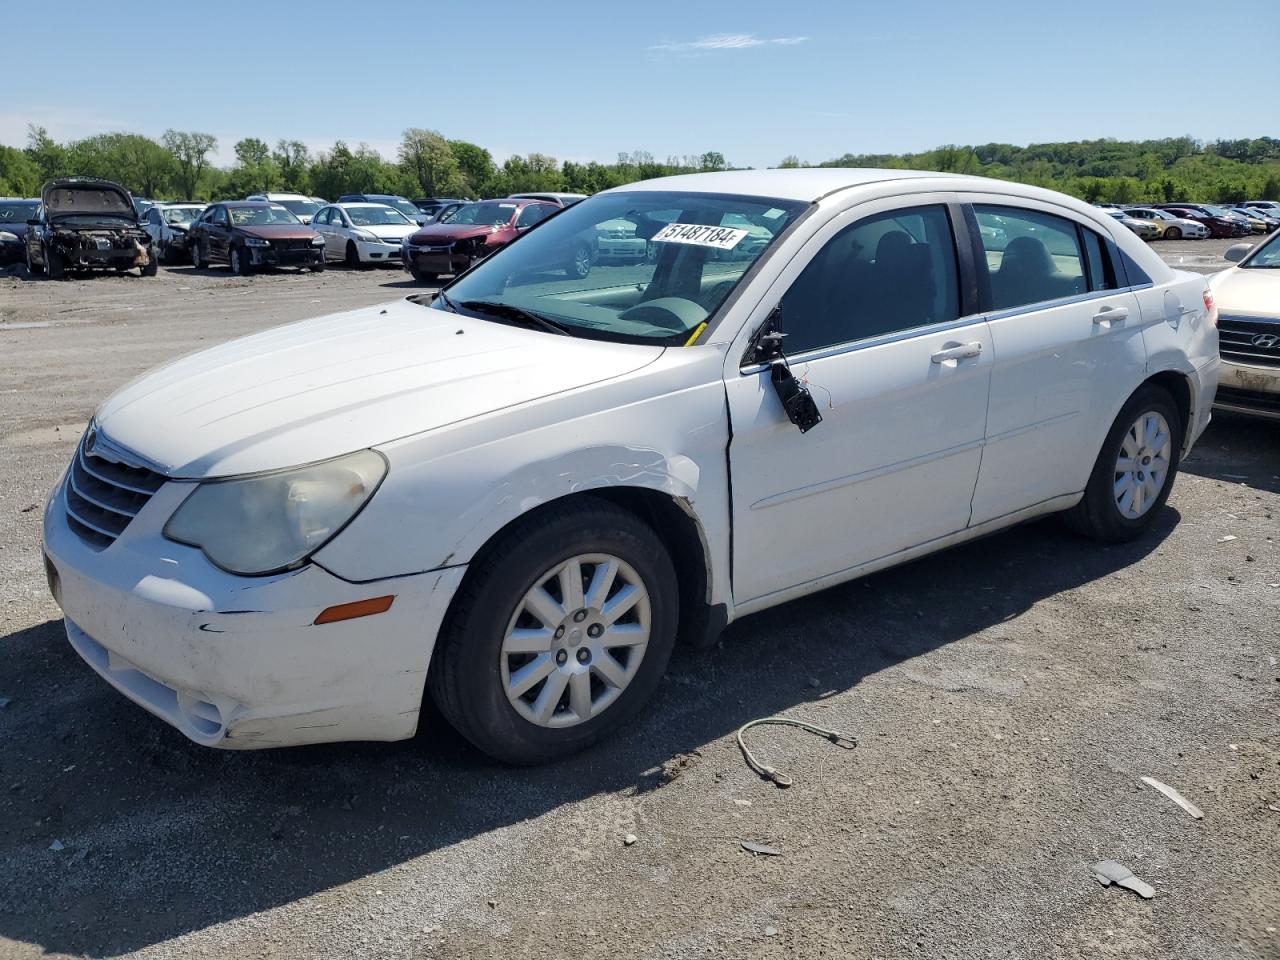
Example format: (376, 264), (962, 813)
(974, 206), (1086, 310)
(779, 204), (962, 354)
(1081, 229), (1118, 292)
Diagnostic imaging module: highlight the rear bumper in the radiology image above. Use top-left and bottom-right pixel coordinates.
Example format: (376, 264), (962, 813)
(43, 470), (466, 749)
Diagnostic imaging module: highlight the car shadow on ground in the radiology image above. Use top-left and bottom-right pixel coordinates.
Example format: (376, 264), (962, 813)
(1181, 410), (1279, 494)
(0, 503), (1179, 956)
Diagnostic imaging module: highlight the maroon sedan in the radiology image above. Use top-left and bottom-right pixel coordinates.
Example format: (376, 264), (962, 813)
(402, 199), (558, 283)
(189, 201), (326, 275)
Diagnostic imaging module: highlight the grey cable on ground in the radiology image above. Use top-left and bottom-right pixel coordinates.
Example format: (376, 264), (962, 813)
(736, 716), (858, 788)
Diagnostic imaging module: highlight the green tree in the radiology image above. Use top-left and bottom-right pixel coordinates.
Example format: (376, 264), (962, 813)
(162, 130), (217, 200)
(398, 128), (464, 197)
(1261, 174), (1280, 202)
(448, 140), (495, 196)
(272, 140), (311, 193)
(0, 145), (41, 195)
(699, 151), (728, 171)
(25, 125), (68, 181)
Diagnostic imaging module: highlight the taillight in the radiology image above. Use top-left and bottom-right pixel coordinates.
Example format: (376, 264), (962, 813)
(1202, 287), (1217, 327)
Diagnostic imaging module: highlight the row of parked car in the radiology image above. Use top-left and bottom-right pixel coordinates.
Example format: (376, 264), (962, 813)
(0, 178), (593, 279)
(1097, 201), (1280, 241)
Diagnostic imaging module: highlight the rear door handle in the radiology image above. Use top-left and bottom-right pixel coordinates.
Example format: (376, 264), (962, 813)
(1093, 306), (1129, 324)
(930, 341), (983, 363)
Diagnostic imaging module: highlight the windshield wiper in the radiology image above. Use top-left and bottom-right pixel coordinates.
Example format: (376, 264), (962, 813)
(435, 289), (459, 312)
(457, 299), (572, 336)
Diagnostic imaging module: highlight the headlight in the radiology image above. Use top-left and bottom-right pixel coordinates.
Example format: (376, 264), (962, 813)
(311, 235), (325, 246)
(0, 230), (17, 243)
(352, 230), (379, 243)
(244, 236), (271, 247)
(164, 450), (387, 575)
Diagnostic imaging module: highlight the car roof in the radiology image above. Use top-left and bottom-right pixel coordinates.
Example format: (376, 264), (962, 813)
(604, 168), (958, 202)
(334, 201), (399, 208)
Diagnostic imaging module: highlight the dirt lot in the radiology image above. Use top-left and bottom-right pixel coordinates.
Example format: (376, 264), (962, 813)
(0, 244), (1277, 960)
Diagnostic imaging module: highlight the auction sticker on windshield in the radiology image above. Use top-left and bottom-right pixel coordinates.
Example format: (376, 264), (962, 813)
(651, 223), (749, 250)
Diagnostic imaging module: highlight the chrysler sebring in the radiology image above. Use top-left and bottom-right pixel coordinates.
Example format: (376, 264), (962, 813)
(43, 170), (1220, 763)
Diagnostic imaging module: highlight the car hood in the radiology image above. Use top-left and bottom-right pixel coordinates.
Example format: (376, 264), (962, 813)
(235, 224), (318, 241)
(410, 224), (501, 243)
(93, 298), (664, 478)
(42, 179), (137, 221)
(360, 222), (418, 241)
(1209, 267), (1280, 320)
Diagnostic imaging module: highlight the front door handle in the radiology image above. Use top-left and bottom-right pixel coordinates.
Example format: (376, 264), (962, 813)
(1093, 305), (1129, 324)
(930, 341), (983, 363)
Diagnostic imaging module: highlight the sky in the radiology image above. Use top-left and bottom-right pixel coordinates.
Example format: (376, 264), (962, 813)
(4, 0), (1274, 169)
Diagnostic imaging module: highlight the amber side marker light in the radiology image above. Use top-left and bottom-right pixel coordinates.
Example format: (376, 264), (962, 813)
(314, 595), (395, 625)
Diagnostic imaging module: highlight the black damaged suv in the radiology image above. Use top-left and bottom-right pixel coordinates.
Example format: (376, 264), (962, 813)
(25, 178), (157, 279)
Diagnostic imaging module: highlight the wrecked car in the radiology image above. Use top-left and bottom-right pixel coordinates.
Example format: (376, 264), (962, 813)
(188, 201), (325, 275)
(25, 178), (157, 279)
(42, 170), (1217, 764)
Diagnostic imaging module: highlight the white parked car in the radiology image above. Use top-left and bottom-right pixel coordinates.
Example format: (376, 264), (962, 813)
(42, 170), (1219, 763)
(1122, 207), (1209, 240)
(245, 192), (323, 224)
(1208, 232), (1280, 418)
(311, 202), (420, 266)
(140, 203), (207, 263)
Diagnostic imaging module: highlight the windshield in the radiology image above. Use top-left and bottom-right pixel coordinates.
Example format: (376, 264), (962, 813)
(1202, 205), (1233, 217)
(446, 201), (520, 226)
(0, 201), (39, 224)
(162, 206), (203, 224)
(229, 205), (301, 226)
(1243, 233), (1280, 268)
(439, 190), (808, 344)
(277, 199), (321, 219)
(347, 205), (412, 226)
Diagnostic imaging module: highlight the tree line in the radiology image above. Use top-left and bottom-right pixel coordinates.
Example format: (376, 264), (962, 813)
(2, 125), (1277, 205)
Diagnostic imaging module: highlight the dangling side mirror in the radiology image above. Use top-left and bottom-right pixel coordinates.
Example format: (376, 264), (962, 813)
(747, 306), (823, 433)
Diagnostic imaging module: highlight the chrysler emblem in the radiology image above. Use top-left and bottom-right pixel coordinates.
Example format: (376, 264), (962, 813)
(1252, 333), (1280, 349)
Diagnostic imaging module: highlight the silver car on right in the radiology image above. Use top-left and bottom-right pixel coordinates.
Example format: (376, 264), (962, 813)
(1209, 229), (1280, 418)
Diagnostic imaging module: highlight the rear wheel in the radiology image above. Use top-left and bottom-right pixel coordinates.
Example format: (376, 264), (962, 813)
(429, 498), (678, 764)
(1064, 385), (1181, 543)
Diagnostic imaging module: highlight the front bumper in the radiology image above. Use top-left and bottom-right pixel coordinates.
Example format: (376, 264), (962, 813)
(355, 238), (404, 262)
(597, 237), (646, 259)
(43, 469), (465, 748)
(405, 244), (480, 276)
(0, 238), (23, 263)
(1215, 358), (1280, 419)
(249, 245), (324, 268)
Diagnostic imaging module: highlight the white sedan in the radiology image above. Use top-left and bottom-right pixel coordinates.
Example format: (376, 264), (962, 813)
(311, 202), (420, 266)
(42, 169), (1219, 763)
(1208, 232), (1280, 418)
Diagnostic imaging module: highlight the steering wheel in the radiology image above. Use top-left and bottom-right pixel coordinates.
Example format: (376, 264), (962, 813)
(618, 297), (708, 333)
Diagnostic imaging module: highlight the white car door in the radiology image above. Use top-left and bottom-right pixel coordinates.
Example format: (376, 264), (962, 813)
(330, 209), (353, 259)
(725, 196), (993, 608)
(962, 199), (1147, 525)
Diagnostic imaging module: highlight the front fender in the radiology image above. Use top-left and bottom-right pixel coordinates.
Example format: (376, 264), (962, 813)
(313, 348), (733, 608)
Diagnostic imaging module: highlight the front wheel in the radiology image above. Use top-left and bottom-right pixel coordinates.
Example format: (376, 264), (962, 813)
(429, 498), (679, 764)
(141, 246), (158, 276)
(409, 266), (437, 284)
(190, 240), (205, 270)
(566, 241), (592, 279)
(25, 243), (44, 276)
(1166, 226), (1181, 240)
(46, 245), (66, 280)
(229, 245), (252, 276)
(344, 240), (361, 268)
(1064, 385), (1181, 543)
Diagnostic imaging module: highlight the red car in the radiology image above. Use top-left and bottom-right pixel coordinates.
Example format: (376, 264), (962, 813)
(188, 201), (326, 275)
(402, 198), (559, 283)
(1153, 204), (1243, 240)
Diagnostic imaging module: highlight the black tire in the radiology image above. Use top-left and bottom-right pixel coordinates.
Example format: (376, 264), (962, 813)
(1064, 384), (1182, 543)
(25, 243), (44, 276)
(429, 497), (679, 764)
(46, 245), (65, 280)
(409, 266), (437, 284)
(230, 244), (252, 276)
(190, 239), (204, 270)
(141, 247), (158, 277)
(1166, 226), (1181, 240)
(344, 240), (361, 268)
(310, 260), (325, 273)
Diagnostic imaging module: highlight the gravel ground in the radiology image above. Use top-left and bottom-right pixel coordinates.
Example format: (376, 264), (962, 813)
(0, 242), (1277, 960)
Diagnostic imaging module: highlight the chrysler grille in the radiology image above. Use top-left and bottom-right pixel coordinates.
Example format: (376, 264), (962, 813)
(64, 429), (166, 549)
